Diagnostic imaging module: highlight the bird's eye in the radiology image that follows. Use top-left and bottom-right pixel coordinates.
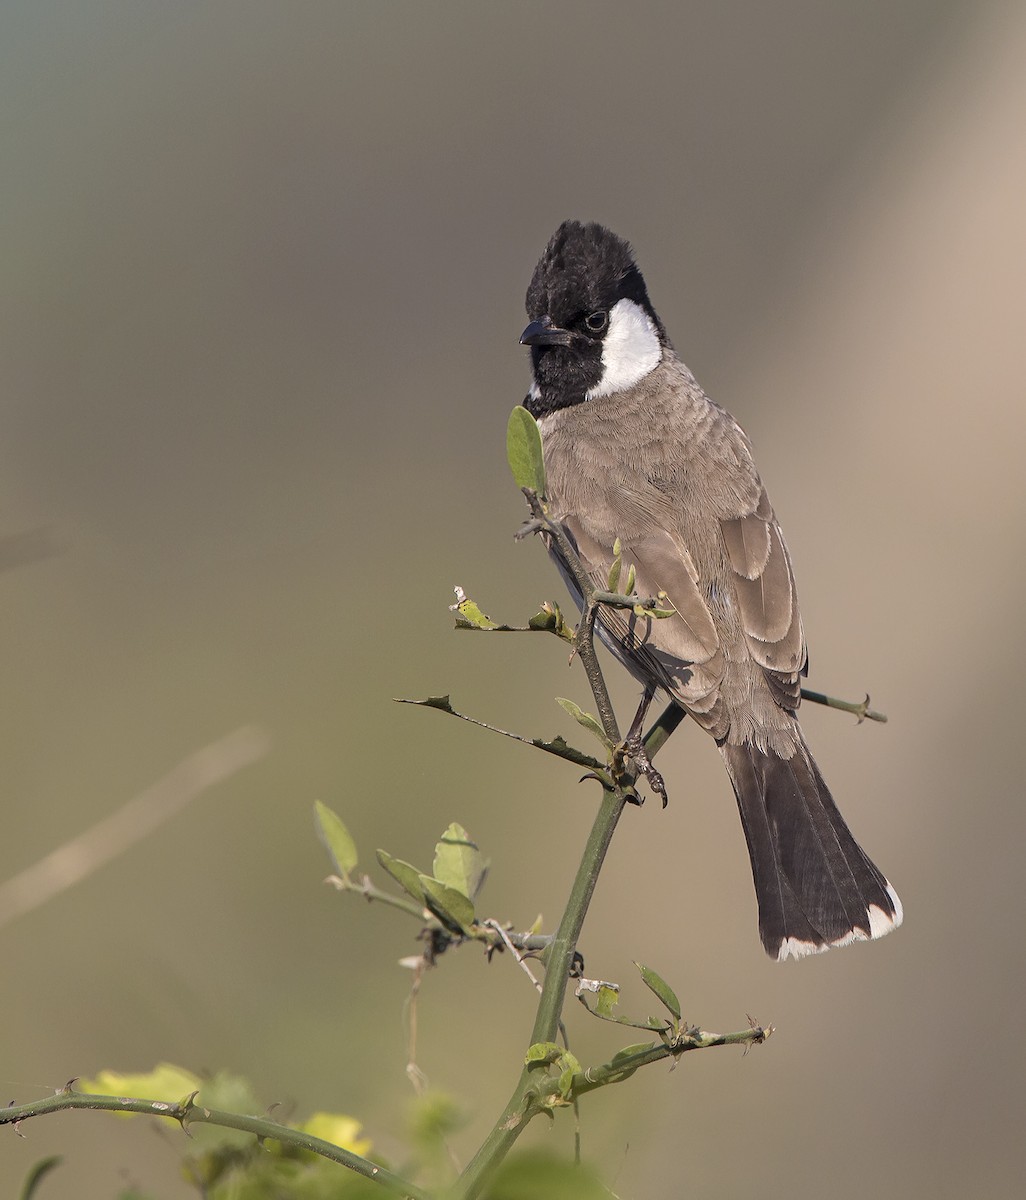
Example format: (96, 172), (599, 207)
(584, 310), (609, 334)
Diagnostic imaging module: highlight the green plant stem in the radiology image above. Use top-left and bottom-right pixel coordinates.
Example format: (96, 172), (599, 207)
(454, 783), (628, 1200)
(530, 787), (626, 1046)
(330, 872), (428, 919)
(800, 688), (887, 722)
(455, 490), (636, 1200)
(1, 1089), (429, 1200)
(572, 1023), (771, 1096)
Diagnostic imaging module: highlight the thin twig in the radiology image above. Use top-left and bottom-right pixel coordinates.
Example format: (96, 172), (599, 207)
(801, 688), (887, 723)
(571, 1022), (772, 1097)
(0, 1086), (428, 1200)
(393, 695), (606, 773)
(326, 873), (428, 919)
(483, 919), (543, 993)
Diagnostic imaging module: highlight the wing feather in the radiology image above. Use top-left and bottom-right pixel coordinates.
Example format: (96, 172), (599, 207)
(720, 491), (806, 686)
(552, 518), (724, 716)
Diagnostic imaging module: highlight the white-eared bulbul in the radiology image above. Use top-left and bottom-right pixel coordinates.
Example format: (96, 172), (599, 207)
(520, 220), (902, 961)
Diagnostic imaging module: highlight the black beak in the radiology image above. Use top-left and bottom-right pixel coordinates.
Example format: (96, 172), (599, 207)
(520, 316), (572, 347)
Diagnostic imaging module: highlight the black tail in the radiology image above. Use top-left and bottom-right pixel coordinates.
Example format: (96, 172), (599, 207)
(722, 736), (902, 961)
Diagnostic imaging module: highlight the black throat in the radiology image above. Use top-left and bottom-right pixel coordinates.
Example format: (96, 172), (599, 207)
(523, 386), (585, 419)
(523, 340), (603, 416)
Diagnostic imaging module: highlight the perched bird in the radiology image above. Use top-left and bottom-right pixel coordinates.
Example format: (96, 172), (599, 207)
(520, 220), (901, 961)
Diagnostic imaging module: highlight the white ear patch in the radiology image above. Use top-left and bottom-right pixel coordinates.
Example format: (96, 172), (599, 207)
(587, 297), (661, 400)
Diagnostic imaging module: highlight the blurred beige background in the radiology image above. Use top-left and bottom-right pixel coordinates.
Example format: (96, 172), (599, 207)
(2, 2), (1023, 1196)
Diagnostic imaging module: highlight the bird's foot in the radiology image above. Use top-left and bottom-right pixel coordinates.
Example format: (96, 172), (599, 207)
(611, 683), (668, 806)
(612, 731), (668, 808)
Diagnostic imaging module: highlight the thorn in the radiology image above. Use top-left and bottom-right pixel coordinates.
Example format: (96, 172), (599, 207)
(178, 1090), (201, 1136)
(62, 1078), (78, 1095)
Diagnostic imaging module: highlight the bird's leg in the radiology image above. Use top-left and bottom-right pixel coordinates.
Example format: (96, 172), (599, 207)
(614, 683), (669, 808)
(623, 682), (656, 747)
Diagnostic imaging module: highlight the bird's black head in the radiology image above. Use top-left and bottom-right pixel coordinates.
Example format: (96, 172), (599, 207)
(521, 221), (667, 418)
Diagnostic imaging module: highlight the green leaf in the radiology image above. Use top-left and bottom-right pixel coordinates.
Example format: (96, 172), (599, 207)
(610, 1041), (658, 1066)
(596, 983), (620, 1018)
(292, 1112), (371, 1156)
(557, 1052), (581, 1099)
(559, 1050), (581, 1076)
(450, 589), (500, 630)
(313, 801), (358, 875)
(397, 694), (454, 712)
(189, 1069), (263, 1116)
(18, 1156), (62, 1200)
(602, 1041), (657, 1083)
(576, 986), (672, 1031)
(506, 405), (546, 495)
(650, 591), (678, 620)
(487, 1150), (610, 1200)
(420, 875), (476, 933)
(556, 697), (614, 750)
(376, 851), (427, 906)
(624, 562), (636, 594)
(408, 1091), (464, 1155)
(528, 607), (556, 631)
(79, 1063), (201, 1115)
(635, 961), (682, 1021)
(528, 602), (573, 641)
(525, 1042), (563, 1064)
(607, 537), (622, 592)
(433, 822), (488, 900)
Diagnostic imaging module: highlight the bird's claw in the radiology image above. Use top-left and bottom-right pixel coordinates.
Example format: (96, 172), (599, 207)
(615, 732), (668, 808)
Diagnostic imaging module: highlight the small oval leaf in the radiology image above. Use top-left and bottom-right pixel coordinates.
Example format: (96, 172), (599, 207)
(433, 822), (488, 900)
(420, 875), (476, 933)
(314, 801), (358, 875)
(507, 406), (547, 496)
(19, 1155), (64, 1200)
(635, 962), (682, 1021)
(607, 538), (622, 593)
(611, 1041), (658, 1066)
(556, 697), (614, 750)
(376, 851), (427, 906)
